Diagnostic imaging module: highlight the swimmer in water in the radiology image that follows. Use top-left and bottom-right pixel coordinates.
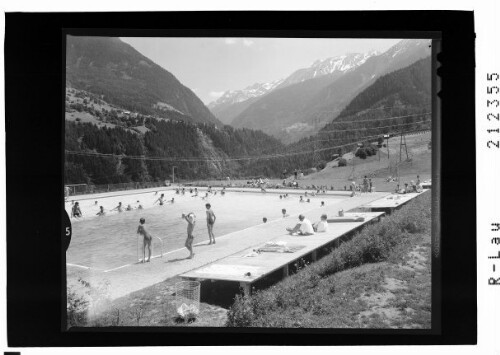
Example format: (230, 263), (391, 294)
(321, 201), (325, 207)
(263, 217), (268, 223)
(154, 194), (165, 206)
(299, 196), (304, 203)
(282, 209), (289, 218)
(111, 202), (123, 213)
(71, 202), (82, 218)
(96, 206), (105, 216)
(126, 204), (133, 211)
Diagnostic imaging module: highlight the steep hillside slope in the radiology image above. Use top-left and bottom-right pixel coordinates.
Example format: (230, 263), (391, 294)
(66, 36), (221, 126)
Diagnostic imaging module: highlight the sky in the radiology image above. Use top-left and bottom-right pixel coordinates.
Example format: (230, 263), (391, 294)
(120, 37), (401, 104)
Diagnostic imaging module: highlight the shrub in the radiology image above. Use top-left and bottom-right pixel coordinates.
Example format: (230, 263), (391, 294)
(355, 148), (367, 159)
(226, 294), (254, 327)
(316, 161), (327, 170)
(338, 158), (347, 167)
(67, 285), (89, 327)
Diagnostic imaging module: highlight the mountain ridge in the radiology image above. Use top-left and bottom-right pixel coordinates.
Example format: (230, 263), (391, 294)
(230, 39), (431, 143)
(66, 36), (222, 126)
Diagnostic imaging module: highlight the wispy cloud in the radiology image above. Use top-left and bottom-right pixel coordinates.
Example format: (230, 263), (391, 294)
(209, 91), (225, 99)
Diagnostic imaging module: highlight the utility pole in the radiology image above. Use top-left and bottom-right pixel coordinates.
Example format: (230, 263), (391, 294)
(172, 166), (177, 184)
(399, 131), (409, 162)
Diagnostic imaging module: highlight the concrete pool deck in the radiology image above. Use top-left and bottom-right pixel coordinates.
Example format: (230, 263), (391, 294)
(67, 191), (390, 300)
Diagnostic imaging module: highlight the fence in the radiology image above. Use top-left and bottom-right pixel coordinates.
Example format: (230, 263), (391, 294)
(65, 181), (170, 196)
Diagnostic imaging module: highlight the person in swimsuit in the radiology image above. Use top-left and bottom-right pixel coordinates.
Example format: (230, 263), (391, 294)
(182, 212), (196, 259)
(136, 218), (152, 263)
(111, 202), (123, 213)
(205, 203), (216, 245)
(282, 208), (289, 218)
(71, 202), (82, 218)
(96, 206), (105, 216)
(154, 194), (165, 206)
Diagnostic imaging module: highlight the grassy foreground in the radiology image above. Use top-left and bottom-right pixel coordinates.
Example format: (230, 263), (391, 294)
(226, 191), (432, 328)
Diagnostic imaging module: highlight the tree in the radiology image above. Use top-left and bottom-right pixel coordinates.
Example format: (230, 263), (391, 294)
(355, 148), (367, 159)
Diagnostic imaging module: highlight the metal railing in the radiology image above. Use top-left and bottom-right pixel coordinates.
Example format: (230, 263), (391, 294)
(65, 181), (170, 196)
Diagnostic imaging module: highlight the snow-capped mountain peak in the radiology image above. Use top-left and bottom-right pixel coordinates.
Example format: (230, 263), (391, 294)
(208, 78), (284, 108)
(279, 51), (380, 87)
(208, 50), (380, 109)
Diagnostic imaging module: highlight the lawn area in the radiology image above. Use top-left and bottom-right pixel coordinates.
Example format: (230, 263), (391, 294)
(67, 191), (432, 328)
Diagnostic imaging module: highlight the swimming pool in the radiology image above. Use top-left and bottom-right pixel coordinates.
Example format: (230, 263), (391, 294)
(66, 189), (346, 271)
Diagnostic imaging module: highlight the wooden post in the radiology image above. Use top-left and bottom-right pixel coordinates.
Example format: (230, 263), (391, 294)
(311, 250), (318, 262)
(283, 264), (289, 278)
(240, 282), (251, 296)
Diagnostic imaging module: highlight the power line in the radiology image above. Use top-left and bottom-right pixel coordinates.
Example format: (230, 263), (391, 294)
(318, 112), (431, 128)
(65, 127), (430, 163)
(317, 118), (431, 134)
(312, 104), (422, 119)
(283, 120), (430, 153)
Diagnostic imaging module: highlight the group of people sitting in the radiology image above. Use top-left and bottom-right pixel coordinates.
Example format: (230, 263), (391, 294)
(395, 176), (423, 194)
(286, 214), (329, 235)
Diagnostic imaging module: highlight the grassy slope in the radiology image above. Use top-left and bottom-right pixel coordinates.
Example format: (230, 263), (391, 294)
(292, 131), (431, 192)
(226, 191), (432, 328)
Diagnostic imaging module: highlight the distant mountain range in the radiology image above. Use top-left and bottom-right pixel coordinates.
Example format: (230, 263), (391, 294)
(66, 36), (222, 126)
(208, 51), (379, 125)
(207, 79), (284, 124)
(210, 39), (430, 143)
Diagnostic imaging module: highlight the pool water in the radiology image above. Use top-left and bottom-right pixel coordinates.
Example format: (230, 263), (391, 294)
(66, 190), (345, 270)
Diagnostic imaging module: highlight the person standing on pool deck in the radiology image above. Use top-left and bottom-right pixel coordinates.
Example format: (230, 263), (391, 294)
(137, 218), (152, 263)
(205, 203), (216, 244)
(182, 212), (196, 259)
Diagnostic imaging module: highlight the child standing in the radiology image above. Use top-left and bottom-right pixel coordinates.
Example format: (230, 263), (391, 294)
(182, 213), (196, 259)
(205, 203), (216, 245)
(136, 218), (152, 263)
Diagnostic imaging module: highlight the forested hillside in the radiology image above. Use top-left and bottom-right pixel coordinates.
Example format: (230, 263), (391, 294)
(65, 119), (284, 185)
(66, 36), (221, 125)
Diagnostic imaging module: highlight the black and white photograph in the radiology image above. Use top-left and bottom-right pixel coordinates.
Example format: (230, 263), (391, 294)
(64, 35), (435, 329)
